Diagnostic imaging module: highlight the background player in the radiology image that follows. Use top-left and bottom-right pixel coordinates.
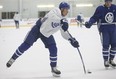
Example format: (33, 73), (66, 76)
(6, 2), (79, 77)
(13, 12), (20, 29)
(85, 0), (116, 69)
(76, 13), (84, 27)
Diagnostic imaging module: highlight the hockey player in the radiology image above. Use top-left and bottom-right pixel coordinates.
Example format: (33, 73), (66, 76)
(13, 12), (20, 29)
(76, 13), (84, 27)
(6, 2), (79, 77)
(85, 0), (116, 69)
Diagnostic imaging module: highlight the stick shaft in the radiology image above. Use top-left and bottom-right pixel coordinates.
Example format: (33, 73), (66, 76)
(67, 31), (86, 74)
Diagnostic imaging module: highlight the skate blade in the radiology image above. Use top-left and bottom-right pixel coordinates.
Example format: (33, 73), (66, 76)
(52, 73), (60, 77)
(110, 65), (116, 69)
(105, 67), (109, 70)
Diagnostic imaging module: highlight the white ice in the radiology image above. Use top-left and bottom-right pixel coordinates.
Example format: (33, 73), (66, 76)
(0, 25), (116, 79)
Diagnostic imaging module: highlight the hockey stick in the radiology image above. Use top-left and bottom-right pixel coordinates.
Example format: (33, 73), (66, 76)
(97, 20), (103, 44)
(82, 23), (97, 25)
(76, 47), (86, 74)
(67, 31), (86, 74)
(82, 22), (116, 26)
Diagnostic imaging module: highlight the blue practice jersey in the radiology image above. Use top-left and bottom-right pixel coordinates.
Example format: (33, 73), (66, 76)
(77, 15), (81, 21)
(89, 4), (116, 30)
(77, 13), (84, 22)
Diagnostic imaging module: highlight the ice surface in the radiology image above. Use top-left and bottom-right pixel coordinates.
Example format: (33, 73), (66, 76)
(0, 26), (116, 79)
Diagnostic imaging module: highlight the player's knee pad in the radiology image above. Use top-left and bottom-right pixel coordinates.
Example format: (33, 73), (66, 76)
(48, 44), (57, 57)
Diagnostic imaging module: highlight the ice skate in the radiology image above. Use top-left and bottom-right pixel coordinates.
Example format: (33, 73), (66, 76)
(104, 61), (109, 69)
(109, 60), (116, 68)
(6, 58), (15, 68)
(51, 67), (61, 77)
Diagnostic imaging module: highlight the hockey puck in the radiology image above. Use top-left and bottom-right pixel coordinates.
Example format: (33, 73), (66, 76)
(88, 71), (92, 74)
(87, 70), (92, 74)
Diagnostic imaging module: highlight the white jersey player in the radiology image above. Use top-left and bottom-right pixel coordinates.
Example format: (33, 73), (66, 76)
(13, 12), (20, 29)
(6, 2), (79, 77)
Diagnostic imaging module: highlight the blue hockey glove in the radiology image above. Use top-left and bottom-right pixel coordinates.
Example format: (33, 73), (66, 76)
(61, 19), (69, 31)
(85, 21), (92, 28)
(68, 38), (79, 48)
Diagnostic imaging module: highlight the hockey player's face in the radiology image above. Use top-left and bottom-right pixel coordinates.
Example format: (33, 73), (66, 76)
(105, 1), (112, 7)
(61, 8), (69, 16)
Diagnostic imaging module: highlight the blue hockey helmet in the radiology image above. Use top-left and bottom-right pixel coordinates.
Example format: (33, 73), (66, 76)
(59, 2), (70, 10)
(105, 0), (112, 2)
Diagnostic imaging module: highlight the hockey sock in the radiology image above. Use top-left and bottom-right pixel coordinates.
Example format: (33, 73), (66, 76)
(12, 42), (31, 60)
(102, 48), (109, 61)
(48, 44), (57, 67)
(109, 48), (116, 60)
